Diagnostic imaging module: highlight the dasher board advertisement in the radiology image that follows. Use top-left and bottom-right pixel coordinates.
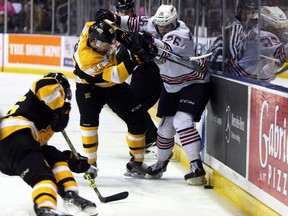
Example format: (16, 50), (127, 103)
(249, 87), (288, 206)
(206, 75), (248, 177)
(8, 34), (61, 66)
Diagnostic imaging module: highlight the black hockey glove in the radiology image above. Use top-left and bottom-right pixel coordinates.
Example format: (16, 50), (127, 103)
(129, 31), (158, 64)
(63, 150), (90, 173)
(131, 43), (158, 64)
(116, 29), (133, 49)
(116, 30), (155, 53)
(137, 31), (154, 45)
(94, 9), (120, 24)
(51, 102), (71, 132)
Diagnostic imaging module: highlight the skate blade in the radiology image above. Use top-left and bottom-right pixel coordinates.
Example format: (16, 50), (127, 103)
(83, 206), (98, 216)
(124, 171), (146, 178)
(186, 176), (207, 186)
(64, 203), (98, 216)
(145, 172), (163, 179)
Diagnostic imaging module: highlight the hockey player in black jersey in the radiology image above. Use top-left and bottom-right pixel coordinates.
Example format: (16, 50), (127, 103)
(0, 73), (97, 216)
(73, 19), (157, 179)
(111, 0), (163, 150)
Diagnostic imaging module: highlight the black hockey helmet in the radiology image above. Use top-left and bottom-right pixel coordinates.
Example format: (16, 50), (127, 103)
(43, 72), (72, 100)
(116, 0), (135, 10)
(88, 21), (115, 44)
(236, 0), (257, 13)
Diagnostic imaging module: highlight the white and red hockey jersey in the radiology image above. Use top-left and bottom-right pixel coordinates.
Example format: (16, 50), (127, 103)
(120, 16), (210, 93)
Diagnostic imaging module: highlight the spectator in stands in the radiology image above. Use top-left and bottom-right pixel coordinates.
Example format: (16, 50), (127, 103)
(23, 0), (46, 33)
(0, 0), (15, 33)
(41, 0), (52, 31)
(10, 1), (25, 33)
(55, 0), (68, 34)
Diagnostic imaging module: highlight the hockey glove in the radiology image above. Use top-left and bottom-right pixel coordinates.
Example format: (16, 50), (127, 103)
(131, 44), (158, 64)
(63, 150), (90, 173)
(51, 102), (71, 132)
(94, 9), (120, 24)
(117, 30), (155, 51)
(116, 29), (133, 49)
(130, 31), (154, 48)
(137, 31), (154, 45)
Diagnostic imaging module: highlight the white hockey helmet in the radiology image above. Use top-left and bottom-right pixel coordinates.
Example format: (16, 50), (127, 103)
(260, 6), (288, 30)
(154, 4), (178, 27)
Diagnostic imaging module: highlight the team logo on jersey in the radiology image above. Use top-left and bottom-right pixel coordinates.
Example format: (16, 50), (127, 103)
(180, 99), (195, 105)
(85, 92), (92, 99)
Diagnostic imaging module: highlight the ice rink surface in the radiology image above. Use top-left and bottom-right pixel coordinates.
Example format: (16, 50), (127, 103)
(4, 72), (285, 216)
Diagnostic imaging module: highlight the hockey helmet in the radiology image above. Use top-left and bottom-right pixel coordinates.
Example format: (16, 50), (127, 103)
(43, 72), (72, 100)
(260, 6), (288, 30)
(236, 0), (257, 14)
(154, 4), (178, 28)
(88, 21), (115, 44)
(116, 0), (135, 10)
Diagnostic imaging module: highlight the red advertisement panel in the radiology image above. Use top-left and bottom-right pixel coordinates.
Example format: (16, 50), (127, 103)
(8, 34), (61, 66)
(249, 87), (288, 205)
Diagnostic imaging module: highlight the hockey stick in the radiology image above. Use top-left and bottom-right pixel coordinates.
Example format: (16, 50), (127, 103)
(260, 55), (288, 75)
(155, 53), (197, 70)
(260, 54), (281, 63)
(103, 19), (213, 62)
(154, 44), (213, 62)
(61, 130), (129, 203)
(104, 19), (205, 71)
(276, 63), (288, 75)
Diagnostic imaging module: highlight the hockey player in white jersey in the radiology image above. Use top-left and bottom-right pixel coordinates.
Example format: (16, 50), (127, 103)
(95, 4), (210, 185)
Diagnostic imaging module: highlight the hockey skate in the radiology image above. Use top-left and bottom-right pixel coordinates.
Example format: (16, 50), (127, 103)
(84, 162), (98, 180)
(145, 153), (173, 179)
(124, 160), (148, 177)
(184, 159), (207, 185)
(34, 205), (72, 216)
(62, 191), (98, 216)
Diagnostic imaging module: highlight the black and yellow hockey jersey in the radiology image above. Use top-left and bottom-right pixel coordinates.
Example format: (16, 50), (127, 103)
(0, 77), (67, 145)
(73, 21), (136, 87)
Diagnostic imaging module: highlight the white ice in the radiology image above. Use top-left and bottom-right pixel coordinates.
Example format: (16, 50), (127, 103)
(0, 72), (250, 216)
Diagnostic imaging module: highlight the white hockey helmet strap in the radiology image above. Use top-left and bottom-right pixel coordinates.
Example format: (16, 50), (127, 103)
(260, 6), (288, 29)
(154, 4), (178, 27)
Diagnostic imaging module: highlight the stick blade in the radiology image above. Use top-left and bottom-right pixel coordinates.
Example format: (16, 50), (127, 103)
(100, 191), (129, 203)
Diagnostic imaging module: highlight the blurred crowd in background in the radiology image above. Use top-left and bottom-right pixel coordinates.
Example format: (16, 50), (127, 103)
(0, 0), (287, 38)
